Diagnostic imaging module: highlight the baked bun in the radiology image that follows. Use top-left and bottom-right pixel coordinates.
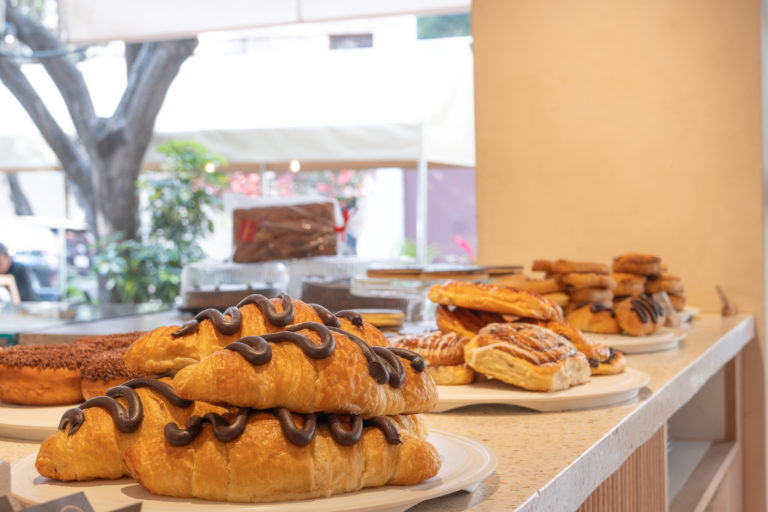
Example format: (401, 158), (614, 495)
(531, 259), (554, 272)
(389, 331), (474, 385)
(552, 259), (611, 275)
(668, 294), (686, 312)
(539, 321), (625, 375)
(0, 344), (87, 405)
(125, 295), (386, 374)
(612, 272), (646, 297)
(428, 281), (562, 321)
(614, 295), (666, 336)
(645, 274), (683, 295)
(463, 323), (590, 391)
(564, 304), (620, 334)
(612, 254), (662, 276)
(561, 273), (616, 290)
(172, 323), (437, 416)
(568, 287), (614, 304)
(542, 291), (570, 307)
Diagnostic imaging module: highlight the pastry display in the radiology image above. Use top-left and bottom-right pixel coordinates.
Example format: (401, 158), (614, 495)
(428, 281), (563, 321)
(36, 293), (441, 503)
(124, 294), (387, 374)
(0, 344), (89, 405)
(613, 254), (687, 313)
(463, 323), (590, 391)
(389, 331), (475, 385)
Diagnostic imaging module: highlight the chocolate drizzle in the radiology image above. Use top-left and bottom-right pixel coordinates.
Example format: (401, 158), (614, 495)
(589, 303), (616, 318)
(336, 310), (364, 328)
(630, 296), (662, 323)
(310, 304), (341, 328)
(165, 407), (250, 446)
(172, 293), (295, 337)
(225, 322), (336, 365)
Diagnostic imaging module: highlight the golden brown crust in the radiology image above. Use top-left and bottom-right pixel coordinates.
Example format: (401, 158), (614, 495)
(644, 274), (683, 294)
(531, 259), (553, 272)
(561, 273), (616, 290)
(614, 296), (665, 336)
(428, 281), (562, 320)
(612, 254), (662, 276)
(464, 323), (590, 391)
(0, 365), (83, 405)
(388, 331), (467, 366)
(568, 288), (614, 304)
(426, 363), (476, 385)
(123, 413), (440, 502)
(552, 259), (611, 275)
(591, 350), (627, 376)
(612, 272), (646, 297)
(494, 276), (564, 294)
(434, 305), (484, 339)
(173, 328), (438, 416)
(125, 298), (386, 373)
(542, 291), (570, 307)
(564, 304), (621, 334)
(668, 294), (687, 312)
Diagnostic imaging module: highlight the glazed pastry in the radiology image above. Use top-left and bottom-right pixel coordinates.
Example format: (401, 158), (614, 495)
(172, 323), (437, 416)
(463, 323), (590, 392)
(494, 276), (564, 295)
(614, 295), (666, 336)
(569, 287), (614, 304)
(552, 260), (611, 275)
(124, 412), (440, 502)
(125, 295), (386, 374)
(0, 344), (89, 405)
(531, 259), (554, 272)
(389, 331), (475, 385)
(612, 254), (662, 276)
(668, 294), (686, 312)
(435, 305), (503, 339)
(542, 291), (570, 307)
(612, 272), (646, 297)
(80, 351), (150, 400)
(561, 273), (616, 290)
(36, 377), (229, 480)
(565, 303), (621, 334)
(645, 274), (684, 295)
(537, 321), (625, 375)
(428, 281), (563, 321)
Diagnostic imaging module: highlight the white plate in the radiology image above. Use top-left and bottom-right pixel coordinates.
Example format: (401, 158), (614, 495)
(0, 402), (75, 441)
(587, 327), (686, 354)
(434, 368), (649, 413)
(12, 430), (496, 512)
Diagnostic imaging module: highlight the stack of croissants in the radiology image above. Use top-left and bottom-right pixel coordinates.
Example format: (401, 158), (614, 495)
(34, 295), (441, 503)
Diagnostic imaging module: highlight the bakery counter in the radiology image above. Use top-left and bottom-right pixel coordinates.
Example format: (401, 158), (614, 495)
(0, 314), (754, 511)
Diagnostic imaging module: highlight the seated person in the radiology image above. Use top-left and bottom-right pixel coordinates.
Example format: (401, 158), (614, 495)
(0, 243), (37, 301)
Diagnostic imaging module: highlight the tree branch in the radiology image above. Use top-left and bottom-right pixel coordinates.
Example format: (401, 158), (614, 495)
(0, 55), (93, 202)
(125, 42), (143, 76)
(7, 173), (34, 216)
(6, 3), (97, 146)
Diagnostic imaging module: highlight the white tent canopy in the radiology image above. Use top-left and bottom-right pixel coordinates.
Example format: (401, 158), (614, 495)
(0, 36), (475, 171)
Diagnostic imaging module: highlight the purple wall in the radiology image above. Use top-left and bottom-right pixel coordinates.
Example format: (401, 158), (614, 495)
(403, 167), (477, 262)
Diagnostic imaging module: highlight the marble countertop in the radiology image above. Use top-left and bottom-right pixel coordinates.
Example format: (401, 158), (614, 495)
(0, 314), (754, 511)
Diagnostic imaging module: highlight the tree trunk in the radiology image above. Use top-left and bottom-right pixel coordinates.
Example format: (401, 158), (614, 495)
(7, 173), (34, 216)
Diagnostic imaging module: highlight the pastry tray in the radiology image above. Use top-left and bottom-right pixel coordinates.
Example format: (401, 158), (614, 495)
(587, 328), (686, 354)
(12, 430), (496, 512)
(0, 402), (74, 441)
(434, 368), (650, 413)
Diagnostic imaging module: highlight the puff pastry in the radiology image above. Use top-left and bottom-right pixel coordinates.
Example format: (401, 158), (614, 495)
(464, 323), (590, 391)
(428, 281), (562, 321)
(389, 331), (475, 385)
(124, 412), (440, 502)
(125, 295), (386, 374)
(535, 321), (625, 375)
(173, 323), (438, 415)
(435, 304), (503, 339)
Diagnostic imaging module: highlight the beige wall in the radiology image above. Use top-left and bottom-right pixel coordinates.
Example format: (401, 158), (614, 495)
(472, 0), (765, 508)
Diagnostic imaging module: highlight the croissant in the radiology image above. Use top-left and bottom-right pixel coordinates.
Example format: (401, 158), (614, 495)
(35, 377), (228, 481)
(124, 294), (386, 374)
(173, 322), (437, 415)
(123, 412), (440, 502)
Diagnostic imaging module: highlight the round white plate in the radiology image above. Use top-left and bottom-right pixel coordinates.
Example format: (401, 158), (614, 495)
(0, 402), (74, 441)
(434, 367), (649, 413)
(12, 430), (496, 512)
(587, 327), (686, 354)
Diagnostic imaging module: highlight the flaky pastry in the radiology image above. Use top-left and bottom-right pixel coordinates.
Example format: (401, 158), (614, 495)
(428, 281), (562, 321)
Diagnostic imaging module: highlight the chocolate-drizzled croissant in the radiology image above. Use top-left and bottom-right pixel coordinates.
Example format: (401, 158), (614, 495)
(124, 412), (439, 503)
(173, 323), (436, 416)
(124, 295), (387, 374)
